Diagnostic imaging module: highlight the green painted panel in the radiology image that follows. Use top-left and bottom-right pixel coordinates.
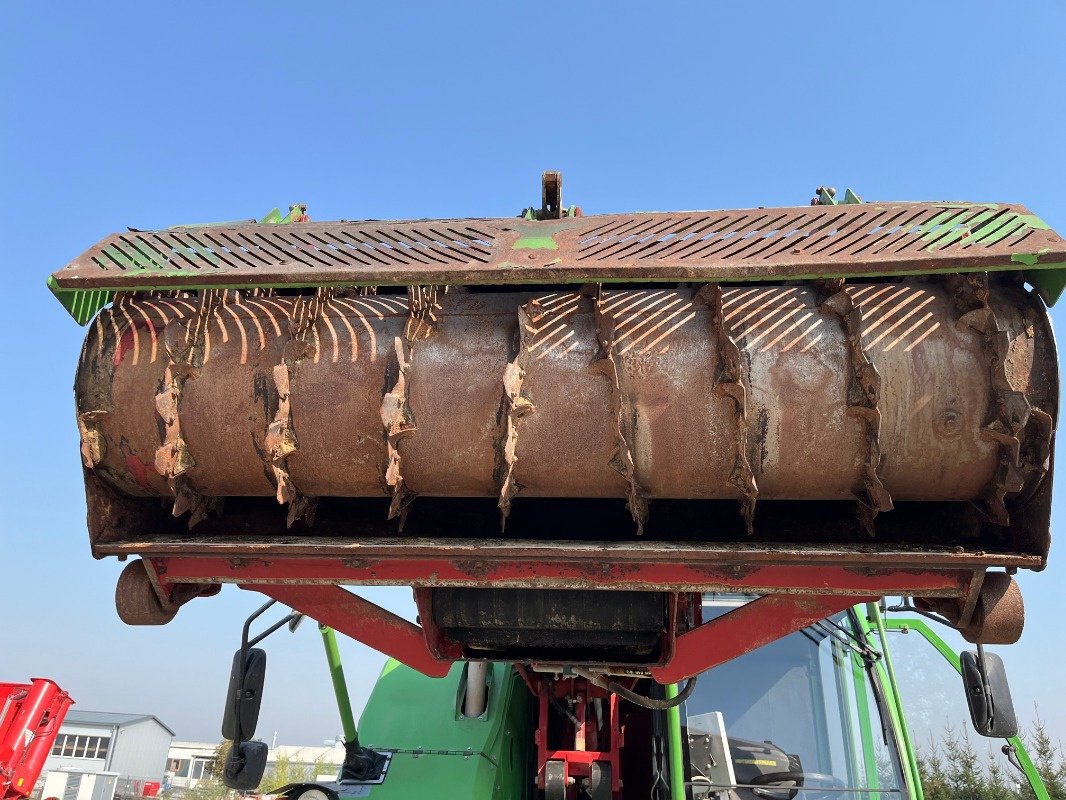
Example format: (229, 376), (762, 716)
(358, 661), (532, 800)
(48, 276), (114, 326)
(346, 752), (497, 800)
(512, 236), (558, 250)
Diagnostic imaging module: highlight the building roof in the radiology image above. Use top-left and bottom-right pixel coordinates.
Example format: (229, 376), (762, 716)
(64, 711), (176, 737)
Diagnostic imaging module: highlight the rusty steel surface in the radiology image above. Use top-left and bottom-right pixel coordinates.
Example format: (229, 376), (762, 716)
(142, 552), (983, 597)
(75, 279), (1056, 552)
(52, 202), (1066, 291)
(93, 536), (1045, 569)
(60, 176), (1064, 674)
(114, 559), (176, 626)
(959, 572), (1025, 645)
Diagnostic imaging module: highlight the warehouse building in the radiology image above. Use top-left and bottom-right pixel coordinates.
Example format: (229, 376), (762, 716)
(43, 711), (174, 783)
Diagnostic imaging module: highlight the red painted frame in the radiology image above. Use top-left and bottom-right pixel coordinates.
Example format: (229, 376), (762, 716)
(148, 555), (972, 595)
(140, 554), (977, 680)
(536, 677), (623, 798)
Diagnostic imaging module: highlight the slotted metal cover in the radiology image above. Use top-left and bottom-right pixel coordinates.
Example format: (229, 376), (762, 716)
(51, 201), (1066, 292)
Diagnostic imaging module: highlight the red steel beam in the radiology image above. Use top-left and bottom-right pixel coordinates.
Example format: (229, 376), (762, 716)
(148, 558), (972, 681)
(156, 556), (970, 597)
(238, 584), (455, 678)
(651, 594), (877, 683)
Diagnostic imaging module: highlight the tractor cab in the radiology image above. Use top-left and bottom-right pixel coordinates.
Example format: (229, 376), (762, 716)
(680, 598), (907, 799)
(217, 595), (1047, 800)
(674, 596), (1043, 800)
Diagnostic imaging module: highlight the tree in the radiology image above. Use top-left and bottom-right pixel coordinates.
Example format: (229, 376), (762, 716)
(917, 716), (1066, 800)
(1020, 715), (1066, 800)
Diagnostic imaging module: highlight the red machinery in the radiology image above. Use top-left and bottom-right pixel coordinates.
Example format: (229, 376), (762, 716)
(0, 680), (73, 800)
(50, 174), (1065, 795)
(54, 175), (1061, 681)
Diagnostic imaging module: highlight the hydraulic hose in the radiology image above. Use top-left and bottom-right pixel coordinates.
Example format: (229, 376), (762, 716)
(573, 668), (697, 710)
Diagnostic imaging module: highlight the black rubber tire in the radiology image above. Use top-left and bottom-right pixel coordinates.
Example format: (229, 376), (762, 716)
(115, 559), (176, 625)
(588, 762), (611, 800)
(544, 760), (566, 800)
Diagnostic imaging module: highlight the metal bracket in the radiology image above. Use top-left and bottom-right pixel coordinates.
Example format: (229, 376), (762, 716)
(542, 171), (562, 219)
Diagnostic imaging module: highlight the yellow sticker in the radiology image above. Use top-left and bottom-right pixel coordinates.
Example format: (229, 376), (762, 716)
(735, 759), (782, 767)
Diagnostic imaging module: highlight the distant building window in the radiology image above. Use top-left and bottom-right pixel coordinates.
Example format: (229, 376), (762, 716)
(190, 759), (215, 780)
(50, 734), (111, 759)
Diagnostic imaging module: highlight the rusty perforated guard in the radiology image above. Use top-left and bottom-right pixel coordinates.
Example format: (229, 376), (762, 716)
(52, 202), (1066, 292)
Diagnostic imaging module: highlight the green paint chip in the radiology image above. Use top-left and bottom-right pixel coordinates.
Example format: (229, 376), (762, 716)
(513, 236), (558, 250)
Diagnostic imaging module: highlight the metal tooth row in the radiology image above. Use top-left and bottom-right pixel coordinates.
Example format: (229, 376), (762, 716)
(76, 290), (193, 473)
(379, 285), (448, 529)
(145, 281), (882, 538)
(264, 288), (333, 527)
(591, 284), (649, 535)
(495, 303), (535, 530)
(946, 274), (1045, 527)
(90, 275), (1051, 538)
(697, 284), (758, 534)
(381, 335), (415, 527)
(153, 290), (222, 527)
(816, 279), (893, 535)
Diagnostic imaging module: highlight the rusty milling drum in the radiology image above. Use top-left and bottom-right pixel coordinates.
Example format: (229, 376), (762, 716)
(73, 277), (1055, 538)
(49, 184), (1066, 659)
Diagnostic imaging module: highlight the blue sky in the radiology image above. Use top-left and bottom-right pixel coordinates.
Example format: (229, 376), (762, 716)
(3, 3), (1066, 747)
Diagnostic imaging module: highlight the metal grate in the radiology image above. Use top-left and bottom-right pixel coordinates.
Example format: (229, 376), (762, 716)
(76, 221), (496, 276)
(51, 202), (1066, 300)
(575, 204), (1052, 264)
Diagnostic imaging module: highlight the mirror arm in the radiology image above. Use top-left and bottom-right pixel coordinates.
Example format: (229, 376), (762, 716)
(231, 600), (277, 747)
(223, 600), (302, 790)
(1003, 744), (1027, 778)
(249, 611), (303, 647)
(230, 601), (300, 747)
(884, 598), (957, 630)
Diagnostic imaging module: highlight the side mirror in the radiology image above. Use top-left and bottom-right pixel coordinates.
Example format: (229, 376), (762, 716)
(222, 648), (267, 740)
(223, 740), (268, 790)
(961, 650), (1018, 738)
